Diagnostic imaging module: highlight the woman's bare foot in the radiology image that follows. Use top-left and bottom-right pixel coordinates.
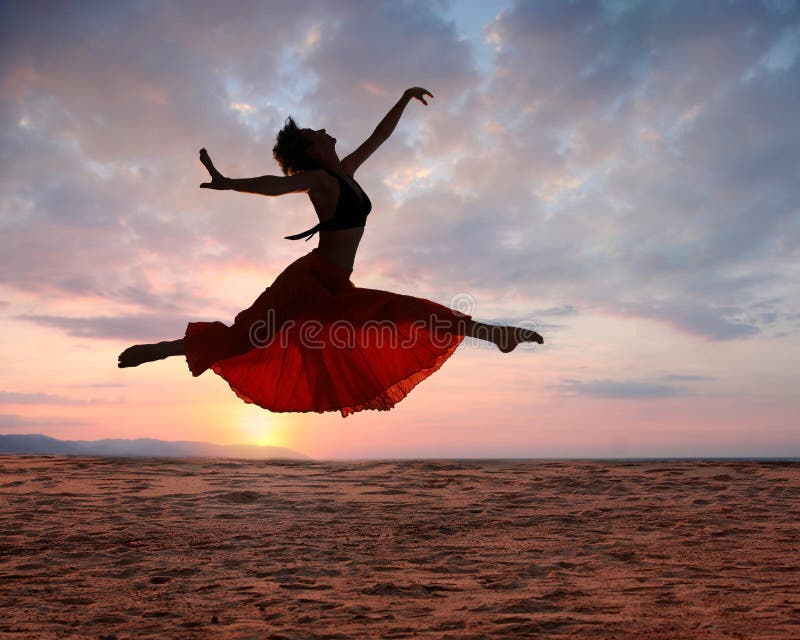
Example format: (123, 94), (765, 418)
(117, 342), (169, 368)
(495, 326), (544, 353)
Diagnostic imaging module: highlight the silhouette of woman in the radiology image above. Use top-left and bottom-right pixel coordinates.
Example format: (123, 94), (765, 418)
(118, 87), (543, 416)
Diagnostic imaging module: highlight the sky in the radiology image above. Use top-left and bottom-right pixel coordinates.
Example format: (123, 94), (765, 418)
(1, 0), (799, 459)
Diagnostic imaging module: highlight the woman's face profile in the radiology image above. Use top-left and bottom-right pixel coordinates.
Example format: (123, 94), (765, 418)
(302, 128), (336, 158)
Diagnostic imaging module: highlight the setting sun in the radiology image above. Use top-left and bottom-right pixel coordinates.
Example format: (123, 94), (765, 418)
(235, 404), (284, 447)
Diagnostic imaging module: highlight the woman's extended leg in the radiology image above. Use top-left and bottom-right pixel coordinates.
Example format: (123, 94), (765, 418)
(118, 339), (185, 368)
(462, 318), (543, 353)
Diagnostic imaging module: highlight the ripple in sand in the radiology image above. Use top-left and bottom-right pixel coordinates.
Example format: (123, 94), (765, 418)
(360, 582), (460, 597)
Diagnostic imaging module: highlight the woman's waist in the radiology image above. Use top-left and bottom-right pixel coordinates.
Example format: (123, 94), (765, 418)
(318, 223), (364, 235)
(317, 226), (363, 249)
(313, 241), (359, 274)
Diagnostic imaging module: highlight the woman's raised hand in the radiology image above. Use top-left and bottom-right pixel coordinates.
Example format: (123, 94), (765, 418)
(199, 148), (229, 189)
(404, 87), (434, 106)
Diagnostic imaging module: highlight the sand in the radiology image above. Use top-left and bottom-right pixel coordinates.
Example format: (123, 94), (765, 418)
(1, 456), (798, 639)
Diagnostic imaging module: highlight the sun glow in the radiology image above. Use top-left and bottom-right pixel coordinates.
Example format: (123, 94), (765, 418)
(236, 404), (283, 447)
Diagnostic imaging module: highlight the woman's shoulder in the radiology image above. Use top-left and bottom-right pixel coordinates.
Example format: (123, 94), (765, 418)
(300, 167), (337, 184)
(262, 168), (334, 196)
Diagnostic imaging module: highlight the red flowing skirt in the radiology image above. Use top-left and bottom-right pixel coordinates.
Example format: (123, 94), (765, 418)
(183, 247), (472, 417)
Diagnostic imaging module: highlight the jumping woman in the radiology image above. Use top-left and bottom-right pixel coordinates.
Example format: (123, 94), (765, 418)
(117, 87), (543, 416)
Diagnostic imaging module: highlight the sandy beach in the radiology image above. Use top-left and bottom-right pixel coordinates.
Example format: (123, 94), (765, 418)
(1, 456), (798, 639)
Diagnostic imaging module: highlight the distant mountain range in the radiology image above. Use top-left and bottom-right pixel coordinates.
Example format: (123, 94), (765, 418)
(0, 433), (311, 460)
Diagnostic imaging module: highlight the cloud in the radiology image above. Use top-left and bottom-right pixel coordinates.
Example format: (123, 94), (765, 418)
(304, 0), (479, 118)
(371, 0), (800, 339)
(623, 300), (762, 341)
(0, 390), (112, 405)
(15, 312), (189, 341)
(70, 383), (125, 388)
(554, 378), (690, 399)
(661, 374), (715, 383)
(0, 413), (85, 428)
(535, 304), (579, 317)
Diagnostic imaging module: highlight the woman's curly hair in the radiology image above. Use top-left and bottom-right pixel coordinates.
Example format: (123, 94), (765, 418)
(272, 116), (318, 176)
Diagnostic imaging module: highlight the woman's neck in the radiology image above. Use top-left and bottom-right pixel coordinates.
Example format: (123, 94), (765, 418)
(314, 152), (345, 174)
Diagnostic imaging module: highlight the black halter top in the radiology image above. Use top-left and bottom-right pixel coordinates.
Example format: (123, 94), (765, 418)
(284, 168), (372, 241)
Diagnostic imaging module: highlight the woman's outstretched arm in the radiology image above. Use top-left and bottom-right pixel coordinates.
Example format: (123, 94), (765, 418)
(198, 149), (326, 197)
(342, 87), (433, 174)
